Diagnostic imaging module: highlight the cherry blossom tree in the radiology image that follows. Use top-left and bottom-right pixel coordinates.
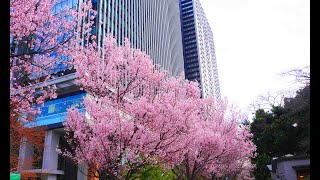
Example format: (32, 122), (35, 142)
(173, 99), (256, 180)
(59, 33), (256, 179)
(10, 0), (95, 176)
(60, 36), (203, 179)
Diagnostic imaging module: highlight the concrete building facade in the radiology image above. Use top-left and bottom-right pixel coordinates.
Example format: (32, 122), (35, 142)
(268, 155), (310, 180)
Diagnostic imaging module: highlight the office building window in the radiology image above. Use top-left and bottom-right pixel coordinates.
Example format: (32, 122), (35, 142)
(32, 137), (45, 169)
(57, 136), (66, 170)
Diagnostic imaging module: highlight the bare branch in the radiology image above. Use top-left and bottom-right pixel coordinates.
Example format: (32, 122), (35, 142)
(280, 66), (310, 85)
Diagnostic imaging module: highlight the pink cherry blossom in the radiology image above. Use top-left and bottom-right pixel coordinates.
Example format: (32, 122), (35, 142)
(175, 99), (256, 179)
(61, 34), (256, 179)
(62, 36), (203, 179)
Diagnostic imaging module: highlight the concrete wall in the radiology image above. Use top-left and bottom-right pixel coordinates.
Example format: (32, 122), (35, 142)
(272, 159), (310, 180)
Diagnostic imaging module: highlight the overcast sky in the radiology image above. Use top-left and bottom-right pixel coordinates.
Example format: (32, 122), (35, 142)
(200, 0), (310, 117)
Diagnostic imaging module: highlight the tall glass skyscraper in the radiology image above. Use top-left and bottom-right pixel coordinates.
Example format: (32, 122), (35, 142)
(94, 0), (184, 77)
(180, 0), (221, 103)
(39, 0), (184, 77)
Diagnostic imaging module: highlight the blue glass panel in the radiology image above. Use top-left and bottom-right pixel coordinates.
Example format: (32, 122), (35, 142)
(68, 0), (73, 8)
(34, 93), (86, 126)
(61, 0), (68, 9)
(73, 0), (78, 7)
(52, 6), (56, 14)
(56, 3), (62, 13)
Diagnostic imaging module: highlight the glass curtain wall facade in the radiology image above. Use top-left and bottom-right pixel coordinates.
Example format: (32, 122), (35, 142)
(180, 0), (200, 83)
(50, 0), (79, 75)
(45, 0), (184, 77)
(93, 0), (141, 49)
(139, 0), (184, 77)
(94, 0), (184, 77)
(180, 0), (221, 103)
